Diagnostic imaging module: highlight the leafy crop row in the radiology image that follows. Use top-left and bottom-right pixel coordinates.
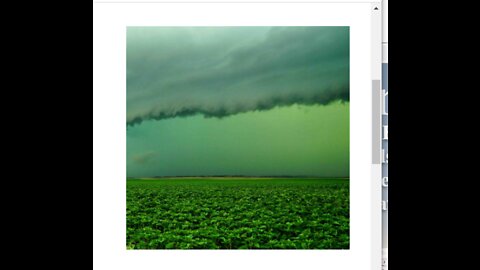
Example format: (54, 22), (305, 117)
(127, 179), (349, 249)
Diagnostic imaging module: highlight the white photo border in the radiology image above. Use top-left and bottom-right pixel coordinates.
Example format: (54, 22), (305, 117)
(94, 2), (375, 270)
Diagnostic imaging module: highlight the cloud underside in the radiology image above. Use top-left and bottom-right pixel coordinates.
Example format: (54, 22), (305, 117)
(127, 27), (349, 126)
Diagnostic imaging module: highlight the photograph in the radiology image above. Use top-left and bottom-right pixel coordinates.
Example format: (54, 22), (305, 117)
(126, 26), (350, 249)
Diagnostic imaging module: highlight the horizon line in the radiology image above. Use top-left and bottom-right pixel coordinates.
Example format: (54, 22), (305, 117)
(127, 175), (349, 178)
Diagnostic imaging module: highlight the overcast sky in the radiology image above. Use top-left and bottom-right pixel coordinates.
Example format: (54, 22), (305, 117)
(127, 27), (349, 177)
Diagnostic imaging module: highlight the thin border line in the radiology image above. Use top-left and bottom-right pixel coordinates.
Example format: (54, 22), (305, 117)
(95, 2), (377, 4)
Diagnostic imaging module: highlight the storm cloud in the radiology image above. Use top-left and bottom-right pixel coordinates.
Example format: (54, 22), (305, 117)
(127, 27), (349, 126)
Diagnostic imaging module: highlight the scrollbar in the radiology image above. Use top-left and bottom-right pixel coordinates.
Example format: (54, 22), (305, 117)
(372, 80), (381, 164)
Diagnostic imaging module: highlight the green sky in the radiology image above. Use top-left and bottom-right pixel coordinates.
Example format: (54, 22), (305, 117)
(127, 27), (349, 177)
(127, 102), (349, 177)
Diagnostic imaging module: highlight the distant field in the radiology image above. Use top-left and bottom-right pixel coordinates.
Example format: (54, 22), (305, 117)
(127, 178), (349, 249)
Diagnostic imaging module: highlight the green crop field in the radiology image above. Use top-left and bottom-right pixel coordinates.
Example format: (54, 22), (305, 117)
(127, 178), (349, 249)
